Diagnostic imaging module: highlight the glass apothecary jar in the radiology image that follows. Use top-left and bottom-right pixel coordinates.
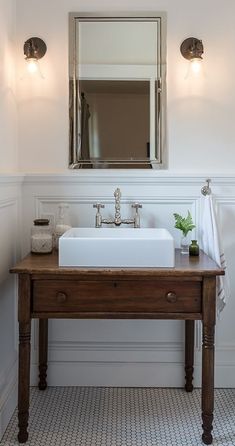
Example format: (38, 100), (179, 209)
(189, 240), (199, 256)
(54, 203), (71, 250)
(31, 219), (53, 254)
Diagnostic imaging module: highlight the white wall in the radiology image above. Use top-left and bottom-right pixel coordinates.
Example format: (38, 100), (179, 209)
(0, 0), (18, 172)
(0, 0), (21, 439)
(16, 0), (235, 173)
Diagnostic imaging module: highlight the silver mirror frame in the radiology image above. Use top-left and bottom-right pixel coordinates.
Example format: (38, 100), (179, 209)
(68, 12), (167, 169)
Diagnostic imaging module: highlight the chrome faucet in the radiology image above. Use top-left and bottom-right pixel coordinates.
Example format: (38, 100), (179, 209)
(93, 188), (142, 228)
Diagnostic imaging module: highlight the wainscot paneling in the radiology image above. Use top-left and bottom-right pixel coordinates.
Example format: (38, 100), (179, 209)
(21, 173), (235, 387)
(0, 176), (23, 439)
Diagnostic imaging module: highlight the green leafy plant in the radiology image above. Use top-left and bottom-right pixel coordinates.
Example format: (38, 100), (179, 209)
(173, 211), (195, 237)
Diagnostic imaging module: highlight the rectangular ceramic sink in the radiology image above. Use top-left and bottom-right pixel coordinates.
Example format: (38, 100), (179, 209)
(59, 227), (175, 268)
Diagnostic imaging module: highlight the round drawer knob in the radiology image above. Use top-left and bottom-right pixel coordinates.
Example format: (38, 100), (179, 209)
(166, 292), (177, 303)
(56, 292), (67, 303)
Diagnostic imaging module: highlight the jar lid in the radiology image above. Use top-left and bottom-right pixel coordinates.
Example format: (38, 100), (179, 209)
(34, 218), (49, 226)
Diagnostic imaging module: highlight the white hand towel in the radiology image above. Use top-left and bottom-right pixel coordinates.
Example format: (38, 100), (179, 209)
(201, 194), (229, 313)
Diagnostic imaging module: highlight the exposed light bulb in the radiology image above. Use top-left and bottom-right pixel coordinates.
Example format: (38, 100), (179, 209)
(185, 57), (202, 79)
(190, 58), (202, 75)
(24, 58), (44, 79)
(27, 58), (39, 74)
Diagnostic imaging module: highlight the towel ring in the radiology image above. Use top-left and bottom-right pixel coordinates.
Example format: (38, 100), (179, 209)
(201, 178), (212, 196)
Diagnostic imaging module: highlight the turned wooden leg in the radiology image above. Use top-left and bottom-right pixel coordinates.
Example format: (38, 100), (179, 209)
(201, 277), (216, 445)
(18, 322), (31, 443)
(39, 319), (48, 390)
(185, 320), (195, 392)
(18, 274), (31, 443)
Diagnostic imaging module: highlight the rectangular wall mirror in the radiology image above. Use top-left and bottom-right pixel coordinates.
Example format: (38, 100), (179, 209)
(69, 12), (166, 169)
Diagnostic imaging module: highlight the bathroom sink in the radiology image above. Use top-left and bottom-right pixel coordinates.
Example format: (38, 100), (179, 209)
(59, 227), (175, 268)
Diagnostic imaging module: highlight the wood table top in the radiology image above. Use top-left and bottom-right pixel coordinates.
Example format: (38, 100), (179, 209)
(10, 249), (224, 278)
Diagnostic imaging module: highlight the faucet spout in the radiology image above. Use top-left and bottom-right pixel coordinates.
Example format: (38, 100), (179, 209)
(114, 188), (121, 224)
(93, 188), (142, 228)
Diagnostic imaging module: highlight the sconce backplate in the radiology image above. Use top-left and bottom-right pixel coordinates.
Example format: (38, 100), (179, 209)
(24, 37), (47, 60)
(180, 37), (203, 60)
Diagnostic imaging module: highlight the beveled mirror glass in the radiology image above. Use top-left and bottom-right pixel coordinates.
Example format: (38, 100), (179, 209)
(69, 12), (166, 169)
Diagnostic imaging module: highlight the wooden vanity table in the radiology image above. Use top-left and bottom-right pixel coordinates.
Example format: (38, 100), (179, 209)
(11, 249), (224, 445)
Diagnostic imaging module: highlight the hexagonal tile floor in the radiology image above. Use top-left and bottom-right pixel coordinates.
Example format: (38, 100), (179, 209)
(1, 387), (235, 446)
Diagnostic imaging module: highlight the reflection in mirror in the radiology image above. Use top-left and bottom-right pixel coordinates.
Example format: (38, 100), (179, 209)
(80, 80), (150, 162)
(69, 13), (166, 169)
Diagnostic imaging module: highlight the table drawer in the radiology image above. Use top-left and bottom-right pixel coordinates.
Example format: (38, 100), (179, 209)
(33, 280), (201, 313)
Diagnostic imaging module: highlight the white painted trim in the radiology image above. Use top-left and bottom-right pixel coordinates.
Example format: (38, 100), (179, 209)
(0, 198), (19, 209)
(36, 196), (199, 203)
(215, 366), (235, 388)
(0, 197), (21, 266)
(31, 354), (235, 388)
(31, 362), (202, 388)
(0, 356), (18, 440)
(0, 190), (21, 439)
(1, 172), (235, 186)
(0, 174), (24, 185)
(48, 340), (183, 352)
(23, 172), (235, 185)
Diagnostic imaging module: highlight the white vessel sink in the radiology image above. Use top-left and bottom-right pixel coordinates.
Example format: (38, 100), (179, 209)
(59, 227), (175, 268)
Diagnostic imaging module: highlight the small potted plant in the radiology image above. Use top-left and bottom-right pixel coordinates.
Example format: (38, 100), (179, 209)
(173, 211), (196, 254)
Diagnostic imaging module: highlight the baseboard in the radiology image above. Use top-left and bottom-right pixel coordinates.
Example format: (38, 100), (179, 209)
(31, 362), (203, 388)
(214, 365), (235, 388)
(0, 357), (18, 440)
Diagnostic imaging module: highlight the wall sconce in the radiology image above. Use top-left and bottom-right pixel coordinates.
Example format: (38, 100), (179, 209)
(23, 37), (47, 78)
(180, 37), (204, 76)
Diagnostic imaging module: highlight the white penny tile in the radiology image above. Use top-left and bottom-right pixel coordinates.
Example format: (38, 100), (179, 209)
(1, 387), (235, 446)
